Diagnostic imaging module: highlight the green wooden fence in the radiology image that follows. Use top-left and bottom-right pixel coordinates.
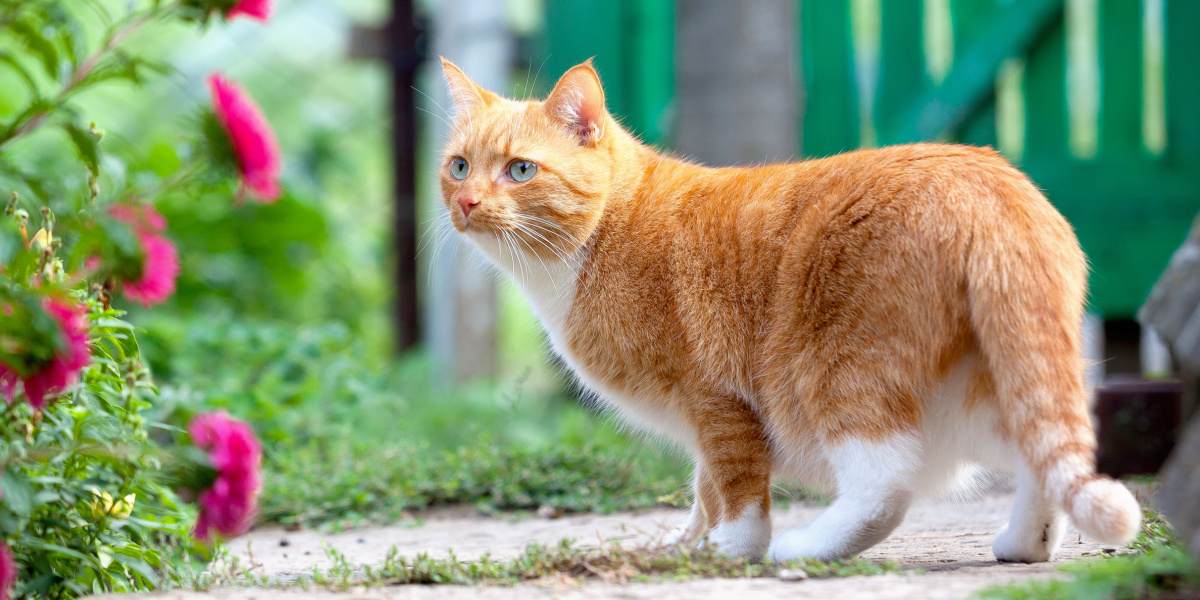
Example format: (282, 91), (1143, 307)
(542, 0), (1200, 318)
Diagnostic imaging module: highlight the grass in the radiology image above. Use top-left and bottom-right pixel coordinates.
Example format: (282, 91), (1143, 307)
(143, 316), (692, 529)
(196, 539), (901, 590)
(978, 510), (1200, 600)
(262, 419), (690, 529)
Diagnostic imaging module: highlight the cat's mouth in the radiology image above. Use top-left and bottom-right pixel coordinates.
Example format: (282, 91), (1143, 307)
(452, 211), (508, 237)
(455, 215), (491, 233)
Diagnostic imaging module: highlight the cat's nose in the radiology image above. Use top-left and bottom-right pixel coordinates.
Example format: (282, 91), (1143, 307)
(458, 195), (480, 218)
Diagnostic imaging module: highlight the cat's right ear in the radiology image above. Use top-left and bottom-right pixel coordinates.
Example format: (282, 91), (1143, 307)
(545, 59), (606, 146)
(440, 57), (498, 115)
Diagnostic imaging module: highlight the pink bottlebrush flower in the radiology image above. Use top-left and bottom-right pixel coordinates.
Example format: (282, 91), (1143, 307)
(227, 0), (272, 21)
(208, 74), (281, 202)
(0, 300), (90, 409)
(189, 411), (262, 541)
(109, 204), (179, 306)
(0, 542), (15, 600)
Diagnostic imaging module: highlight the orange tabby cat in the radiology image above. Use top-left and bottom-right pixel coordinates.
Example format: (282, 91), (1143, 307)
(437, 58), (1141, 562)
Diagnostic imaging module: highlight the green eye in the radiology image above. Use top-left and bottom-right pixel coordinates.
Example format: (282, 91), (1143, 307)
(507, 160), (538, 183)
(449, 157), (469, 180)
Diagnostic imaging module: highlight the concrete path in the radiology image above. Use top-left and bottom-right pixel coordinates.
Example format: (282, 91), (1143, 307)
(95, 491), (1118, 599)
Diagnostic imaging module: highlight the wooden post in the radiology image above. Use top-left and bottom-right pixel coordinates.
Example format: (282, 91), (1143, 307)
(423, 0), (509, 382)
(675, 0), (799, 164)
(389, 0), (421, 351)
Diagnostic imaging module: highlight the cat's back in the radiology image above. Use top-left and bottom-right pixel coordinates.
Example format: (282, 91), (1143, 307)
(773, 142), (1041, 222)
(659, 142), (1050, 247)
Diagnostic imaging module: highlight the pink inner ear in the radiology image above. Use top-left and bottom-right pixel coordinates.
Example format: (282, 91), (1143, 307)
(547, 68), (605, 144)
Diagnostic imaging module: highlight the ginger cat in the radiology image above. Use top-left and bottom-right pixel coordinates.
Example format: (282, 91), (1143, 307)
(437, 58), (1141, 562)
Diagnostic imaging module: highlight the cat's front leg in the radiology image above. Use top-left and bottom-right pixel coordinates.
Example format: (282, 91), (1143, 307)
(685, 395), (773, 559)
(666, 466), (719, 546)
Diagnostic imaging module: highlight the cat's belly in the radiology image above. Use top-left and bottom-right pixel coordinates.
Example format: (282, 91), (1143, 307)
(555, 345), (699, 452)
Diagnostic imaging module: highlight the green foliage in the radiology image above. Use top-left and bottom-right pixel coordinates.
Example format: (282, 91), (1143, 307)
(0, 1), (290, 597)
(0, 302), (204, 598)
(154, 192), (333, 322)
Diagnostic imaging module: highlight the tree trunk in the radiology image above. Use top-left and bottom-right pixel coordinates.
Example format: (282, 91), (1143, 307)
(675, 0), (800, 164)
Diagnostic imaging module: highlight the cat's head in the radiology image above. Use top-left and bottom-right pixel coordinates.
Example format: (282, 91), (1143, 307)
(438, 58), (620, 259)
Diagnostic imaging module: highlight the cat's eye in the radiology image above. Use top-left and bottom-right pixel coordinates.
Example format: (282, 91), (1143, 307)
(448, 157), (469, 180)
(507, 159), (538, 183)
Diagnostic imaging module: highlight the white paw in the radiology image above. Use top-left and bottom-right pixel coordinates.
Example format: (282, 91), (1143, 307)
(706, 505), (770, 559)
(768, 527), (841, 562)
(664, 525), (701, 547)
(992, 520), (1063, 563)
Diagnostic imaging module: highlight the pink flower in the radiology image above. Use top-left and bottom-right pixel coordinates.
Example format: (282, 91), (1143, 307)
(109, 204), (179, 306)
(208, 74), (281, 202)
(0, 542), (15, 600)
(227, 0), (272, 21)
(0, 300), (90, 409)
(189, 411), (262, 541)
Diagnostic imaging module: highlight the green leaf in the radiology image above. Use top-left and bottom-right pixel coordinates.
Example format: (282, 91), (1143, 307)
(20, 539), (92, 563)
(0, 469), (34, 516)
(46, 3), (83, 69)
(10, 18), (60, 79)
(63, 122), (101, 177)
(0, 51), (40, 95)
(113, 547), (161, 584)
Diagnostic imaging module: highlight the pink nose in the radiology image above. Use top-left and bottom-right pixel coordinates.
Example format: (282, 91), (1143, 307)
(458, 195), (480, 218)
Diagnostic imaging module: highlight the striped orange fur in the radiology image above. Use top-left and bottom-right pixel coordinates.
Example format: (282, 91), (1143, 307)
(437, 59), (1141, 562)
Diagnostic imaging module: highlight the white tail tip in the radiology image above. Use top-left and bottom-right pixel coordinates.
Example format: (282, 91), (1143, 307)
(1068, 478), (1141, 545)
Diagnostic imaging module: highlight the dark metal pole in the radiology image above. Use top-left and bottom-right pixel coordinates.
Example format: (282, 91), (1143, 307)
(388, 0), (422, 351)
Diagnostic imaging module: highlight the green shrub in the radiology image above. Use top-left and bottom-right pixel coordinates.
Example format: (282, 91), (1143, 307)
(1, 302), (204, 597)
(1, 1), (286, 596)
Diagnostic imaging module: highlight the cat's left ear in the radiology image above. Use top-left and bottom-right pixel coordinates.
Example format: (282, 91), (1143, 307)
(440, 57), (499, 115)
(545, 59), (606, 146)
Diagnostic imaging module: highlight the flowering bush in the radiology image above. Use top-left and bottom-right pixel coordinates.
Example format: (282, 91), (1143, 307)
(0, 1), (276, 597)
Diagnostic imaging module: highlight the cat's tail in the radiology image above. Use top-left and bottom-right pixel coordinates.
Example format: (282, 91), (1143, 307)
(965, 182), (1140, 546)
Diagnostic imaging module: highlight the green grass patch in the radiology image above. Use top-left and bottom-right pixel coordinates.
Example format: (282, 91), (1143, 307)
(262, 428), (689, 529)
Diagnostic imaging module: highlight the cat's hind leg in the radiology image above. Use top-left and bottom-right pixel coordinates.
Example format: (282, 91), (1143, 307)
(992, 462), (1066, 562)
(768, 433), (919, 561)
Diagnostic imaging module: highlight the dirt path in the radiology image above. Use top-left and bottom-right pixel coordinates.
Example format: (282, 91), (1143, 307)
(97, 491), (1118, 599)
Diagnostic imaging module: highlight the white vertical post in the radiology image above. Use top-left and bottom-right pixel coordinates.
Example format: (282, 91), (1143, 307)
(1141, 325), (1173, 378)
(1082, 312), (1105, 402)
(424, 1), (512, 383)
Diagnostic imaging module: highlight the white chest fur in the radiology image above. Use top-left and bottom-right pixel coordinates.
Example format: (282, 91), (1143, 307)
(465, 233), (696, 450)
